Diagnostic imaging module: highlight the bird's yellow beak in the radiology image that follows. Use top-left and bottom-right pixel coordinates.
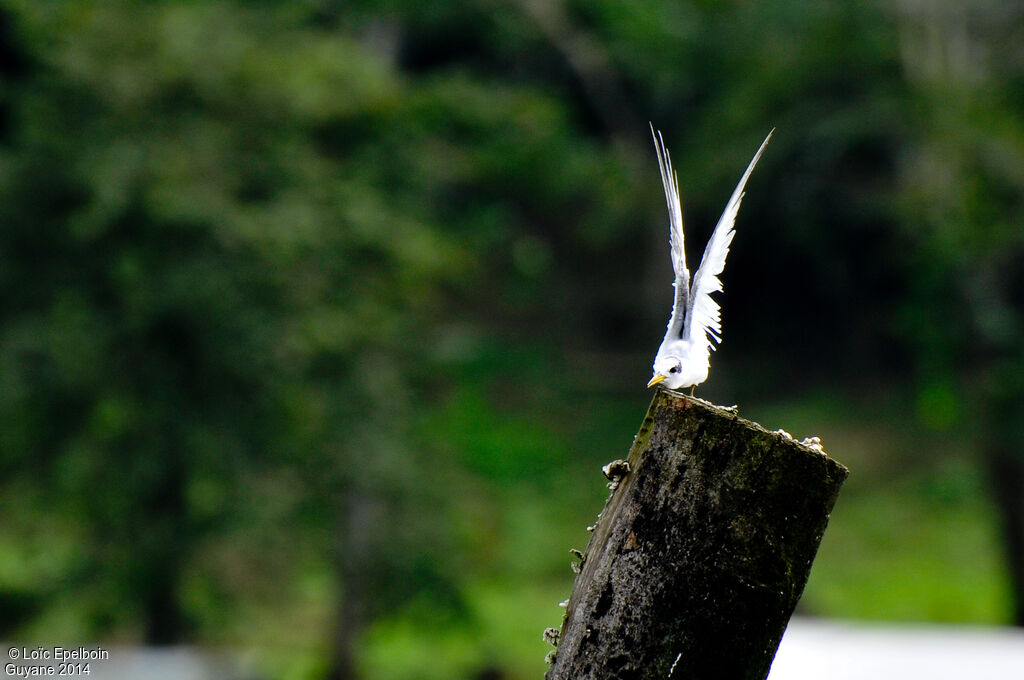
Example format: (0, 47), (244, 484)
(647, 374), (666, 388)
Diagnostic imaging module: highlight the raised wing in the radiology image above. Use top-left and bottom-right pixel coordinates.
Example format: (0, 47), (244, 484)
(651, 125), (689, 341)
(684, 129), (774, 350)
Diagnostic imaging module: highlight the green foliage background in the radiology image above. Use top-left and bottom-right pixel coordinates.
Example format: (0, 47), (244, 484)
(1, 1), (1023, 679)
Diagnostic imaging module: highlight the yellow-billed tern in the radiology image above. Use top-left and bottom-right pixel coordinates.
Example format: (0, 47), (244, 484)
(647, 127), (774, 391)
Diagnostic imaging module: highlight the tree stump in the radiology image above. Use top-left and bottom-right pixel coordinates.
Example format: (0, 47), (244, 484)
(547, 389), (849, 680)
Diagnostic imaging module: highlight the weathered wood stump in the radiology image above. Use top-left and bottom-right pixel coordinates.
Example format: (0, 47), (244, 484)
(547, 389), (848, 680)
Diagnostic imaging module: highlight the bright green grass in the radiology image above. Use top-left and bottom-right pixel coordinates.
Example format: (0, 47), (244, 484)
(802, 462), (1013, 623)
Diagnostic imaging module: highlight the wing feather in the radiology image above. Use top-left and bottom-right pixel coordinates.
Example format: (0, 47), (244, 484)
(651, 125), (689, 341)
(684, 129), (774, 351)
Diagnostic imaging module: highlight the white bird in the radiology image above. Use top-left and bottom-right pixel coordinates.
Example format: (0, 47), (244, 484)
(647, 126), (774, 391)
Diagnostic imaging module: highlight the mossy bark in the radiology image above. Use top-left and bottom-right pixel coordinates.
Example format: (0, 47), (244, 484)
(546, 389), (848, 680)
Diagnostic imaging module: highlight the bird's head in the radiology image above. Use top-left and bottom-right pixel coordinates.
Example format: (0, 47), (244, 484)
(648, 356), (685, 390)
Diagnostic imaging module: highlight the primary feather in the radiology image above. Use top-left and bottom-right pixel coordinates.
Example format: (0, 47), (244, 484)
(651, 125), (689, 343)
(685, 130), (774, 349)
(648, 128), (774, 391)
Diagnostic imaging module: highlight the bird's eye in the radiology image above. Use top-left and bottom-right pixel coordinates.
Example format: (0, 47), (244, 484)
(669, 366), (678, 373)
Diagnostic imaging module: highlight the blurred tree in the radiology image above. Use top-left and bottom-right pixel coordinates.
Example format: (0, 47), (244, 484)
(0, 0), (477, 659)
(893, 0), (1024, 624)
